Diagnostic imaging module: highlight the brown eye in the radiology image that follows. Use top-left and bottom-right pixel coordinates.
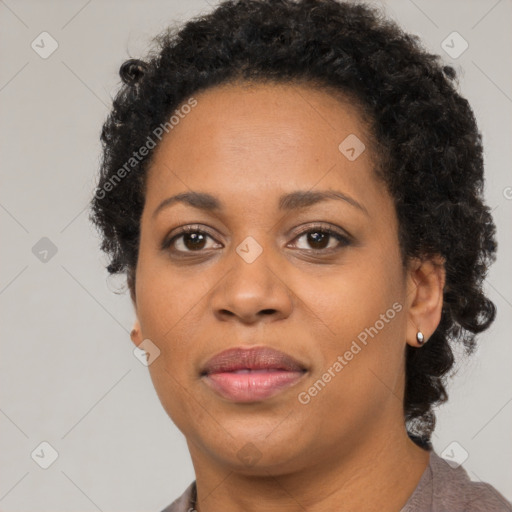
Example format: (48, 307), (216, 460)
(162, 226), (221, 254)
(180, 232), (208, 251)
(291, 226), (351, 252)
(304, 231), (330, 250)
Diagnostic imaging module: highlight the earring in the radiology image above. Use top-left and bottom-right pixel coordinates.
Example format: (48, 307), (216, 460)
(416, 331), (425, 345)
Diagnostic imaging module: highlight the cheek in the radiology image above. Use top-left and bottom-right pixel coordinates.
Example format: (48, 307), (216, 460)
(134, 263), (203, 396)
(300, 244), (406, 398)
(135, 272), (207, 433)
(135, 250), (213, 343)
(306, 254), (403, 343)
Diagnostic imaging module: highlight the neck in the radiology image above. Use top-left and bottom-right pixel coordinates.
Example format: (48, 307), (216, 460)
(188, 424), (430, 512)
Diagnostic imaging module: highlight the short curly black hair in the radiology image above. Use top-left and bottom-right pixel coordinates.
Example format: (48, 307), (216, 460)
(89, 0), (497, 444)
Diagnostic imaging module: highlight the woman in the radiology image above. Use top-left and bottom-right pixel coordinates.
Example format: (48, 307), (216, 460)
(89, 0), (511, 510)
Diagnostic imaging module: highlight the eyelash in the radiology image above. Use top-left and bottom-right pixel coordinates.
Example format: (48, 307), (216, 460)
(161, 223), (352, 256)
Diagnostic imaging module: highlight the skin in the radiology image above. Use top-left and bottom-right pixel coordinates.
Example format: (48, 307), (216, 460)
(129, 81), (445, 512)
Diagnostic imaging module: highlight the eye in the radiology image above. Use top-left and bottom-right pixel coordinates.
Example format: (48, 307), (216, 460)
(289, 224), (351, 252)
(162, 225), (221, 254)
(162, 223), (352, 256)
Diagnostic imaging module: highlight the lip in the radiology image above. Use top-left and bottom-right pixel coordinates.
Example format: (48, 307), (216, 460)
(201, 346), (307, 402)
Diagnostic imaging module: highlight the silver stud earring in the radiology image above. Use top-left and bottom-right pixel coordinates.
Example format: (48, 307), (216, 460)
(416, 331), (425, 345)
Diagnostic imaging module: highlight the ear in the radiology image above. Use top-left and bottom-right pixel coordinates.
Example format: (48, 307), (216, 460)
(130, 318), (143, 348)
(405, 255), (446, 347)
(127, 270), (142, 347)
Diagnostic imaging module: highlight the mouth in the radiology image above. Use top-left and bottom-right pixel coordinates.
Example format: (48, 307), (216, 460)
(200, 346), (308, 403)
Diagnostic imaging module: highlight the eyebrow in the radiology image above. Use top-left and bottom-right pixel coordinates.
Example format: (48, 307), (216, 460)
(152, 189), (368, 219)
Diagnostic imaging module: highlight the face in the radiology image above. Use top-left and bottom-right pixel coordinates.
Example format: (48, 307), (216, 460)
(131, 82), (421, 475)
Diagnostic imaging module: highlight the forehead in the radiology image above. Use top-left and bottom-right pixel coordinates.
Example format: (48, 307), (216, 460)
(144, 81), (387, 218)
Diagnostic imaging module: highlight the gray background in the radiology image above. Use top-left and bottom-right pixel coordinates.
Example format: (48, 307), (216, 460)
(1, 0), (511, 510)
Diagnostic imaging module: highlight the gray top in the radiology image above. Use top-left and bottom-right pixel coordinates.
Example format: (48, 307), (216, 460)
(161, 450), (512, 511)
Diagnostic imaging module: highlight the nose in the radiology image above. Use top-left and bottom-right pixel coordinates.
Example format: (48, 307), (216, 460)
(210, 241), (294, 324)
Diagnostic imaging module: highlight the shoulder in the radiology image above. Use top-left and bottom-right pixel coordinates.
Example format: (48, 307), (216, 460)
(160, 481), (196, 512)
(429, 451), (512, 511)
(161, 456), (512, 512)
